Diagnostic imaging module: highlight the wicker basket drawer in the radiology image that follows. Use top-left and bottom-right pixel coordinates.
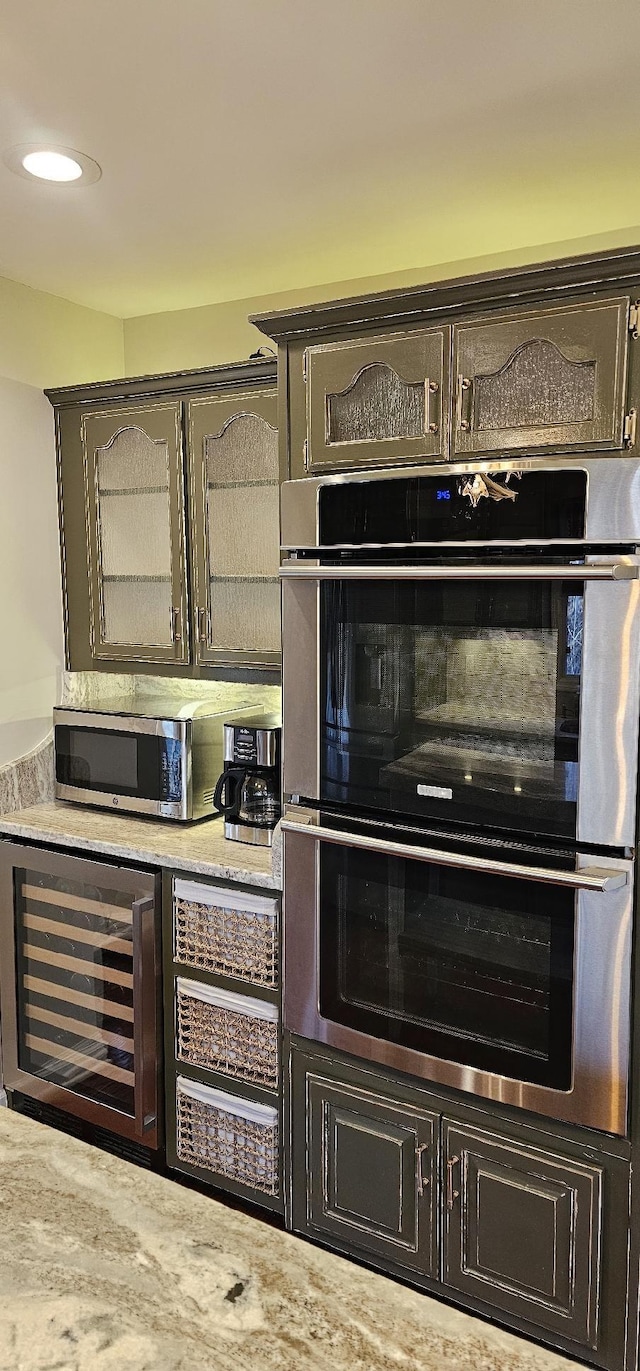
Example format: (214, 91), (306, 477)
(173, 879), (278, 987)
(176, 1076), (279, 1195)
(176, 978), (279, 1089)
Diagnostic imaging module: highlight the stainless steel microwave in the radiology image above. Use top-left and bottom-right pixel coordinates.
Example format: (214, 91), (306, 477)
(53, 698), (255, 820)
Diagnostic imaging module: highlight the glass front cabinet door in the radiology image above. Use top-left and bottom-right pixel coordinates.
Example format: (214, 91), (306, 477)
(82, 402), (189, 664)
(187, 388), (280, 669)
(304, 327), (450, 472)
(452, 297), (632, 458)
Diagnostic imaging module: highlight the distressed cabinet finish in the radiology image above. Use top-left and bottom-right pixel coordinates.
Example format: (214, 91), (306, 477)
(442, 1120), (603, 1348)
(304, 327), (449, 472)
(452, 297), (631, 458)
(187, 388), (280, 670)
(290, 1041), (630, 1369)
(48, 357), (279, 677)
(253, 247), (640, 479)
(305, 1071), (438, 1275)
(82, 402), (189, 665)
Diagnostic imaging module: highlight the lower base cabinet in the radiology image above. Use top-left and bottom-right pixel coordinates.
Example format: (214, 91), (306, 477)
(442, 1121), (601, 1347)
(290, 1040), (630, 1371)
(164, 873), (283, 1214)
(305, 1073), (438, 1277)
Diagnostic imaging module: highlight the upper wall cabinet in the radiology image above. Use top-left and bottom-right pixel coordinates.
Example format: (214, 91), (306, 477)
(251, 249), (640, 480)
(187, 388), (280, 670)
(452, 298), (631, 458)
(82, 402), (189, 665)
(304, 327), (450, 471)
(48, 358), (280, 678)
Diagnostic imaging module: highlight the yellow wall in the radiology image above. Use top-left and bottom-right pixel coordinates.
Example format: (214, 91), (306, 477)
(122, 227), (640, 376)
(0, 276), (124, 769)
(0, 275), (124, 389)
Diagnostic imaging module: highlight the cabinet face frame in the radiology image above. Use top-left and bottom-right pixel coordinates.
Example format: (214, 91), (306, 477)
(0, 841), (162, 1148)
(187, 387), (280, 671)
(452, 297), (631, 458)
(304, 327), (450, 472)
(82, 401), (190, 665)
(442, 1119), (603, 1349)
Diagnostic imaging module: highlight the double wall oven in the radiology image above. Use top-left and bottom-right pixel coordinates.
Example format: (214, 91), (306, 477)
(280, 458), (640, 1135)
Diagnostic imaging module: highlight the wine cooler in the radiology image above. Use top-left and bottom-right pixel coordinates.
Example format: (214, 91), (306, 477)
(0, 842), (162, 1149)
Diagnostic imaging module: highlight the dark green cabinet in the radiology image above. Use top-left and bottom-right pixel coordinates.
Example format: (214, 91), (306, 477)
(48, 357), (280, 677)
(253, 252), (640, 480)
(452, 297), (631, 458)
(305, 1071), (437, 1276)
(290, 1041), (630, 1369)
(303, 327), (449, 472)
(442, 1119), (602, 1348)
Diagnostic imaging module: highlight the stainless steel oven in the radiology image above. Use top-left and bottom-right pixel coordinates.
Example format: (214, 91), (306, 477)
(279, 457), (640, 1135)
(282, 807), (633, 1134)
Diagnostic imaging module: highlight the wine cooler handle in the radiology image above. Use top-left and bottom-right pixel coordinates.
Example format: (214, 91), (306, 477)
(281, 818), (628, 892)
(133, 894), (157, 1139)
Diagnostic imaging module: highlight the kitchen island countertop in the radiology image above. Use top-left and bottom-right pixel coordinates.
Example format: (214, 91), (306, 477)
(0, 801), (280, 890)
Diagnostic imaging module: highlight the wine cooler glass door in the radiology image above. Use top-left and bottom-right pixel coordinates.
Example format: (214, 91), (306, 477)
(0, 843), (160, 1147)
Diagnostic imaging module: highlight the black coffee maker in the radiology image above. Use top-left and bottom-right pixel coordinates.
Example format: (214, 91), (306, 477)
(212, 713), (281, 846)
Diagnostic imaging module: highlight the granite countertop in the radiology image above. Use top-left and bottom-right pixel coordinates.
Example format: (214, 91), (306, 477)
(0, 802), (280, 890)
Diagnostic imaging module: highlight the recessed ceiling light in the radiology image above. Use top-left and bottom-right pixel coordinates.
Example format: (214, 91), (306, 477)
(3, 143), (101, 185)
(23, 150), (82, 181)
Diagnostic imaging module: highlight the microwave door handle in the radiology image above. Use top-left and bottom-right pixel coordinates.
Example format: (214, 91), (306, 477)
(280, 819), (628, 891)
(279, 563), (639, 582)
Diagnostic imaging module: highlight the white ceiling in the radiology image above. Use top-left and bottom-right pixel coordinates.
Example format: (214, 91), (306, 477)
(1, 0), (640, 319)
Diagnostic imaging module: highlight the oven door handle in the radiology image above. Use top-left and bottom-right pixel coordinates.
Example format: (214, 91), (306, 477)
(281, 819), (628, 891)
(279, 562), (639, 582)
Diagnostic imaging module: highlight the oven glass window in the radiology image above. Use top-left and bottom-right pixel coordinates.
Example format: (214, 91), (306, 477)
(319, 843), (574, 1088)
(321, 577), (582, 838)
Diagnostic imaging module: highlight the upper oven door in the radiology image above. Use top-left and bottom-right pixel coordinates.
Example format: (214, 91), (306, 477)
(281, 556), (640, 847)
(282, 810), (633, 1135)
(53, 711), (190, 819)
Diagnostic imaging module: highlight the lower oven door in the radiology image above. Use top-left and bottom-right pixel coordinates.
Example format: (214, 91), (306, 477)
(282, 811), (633, 1135)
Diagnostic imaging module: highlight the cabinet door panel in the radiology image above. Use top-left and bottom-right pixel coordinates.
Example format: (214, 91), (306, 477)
(305, 1071), (437, 1275)
(187, 389), (280, 669)
(82, 402), (189, 664)
(306, 327), (450, 471)
(453, 298), (630, 456)
(443, 1120), (602, 1347)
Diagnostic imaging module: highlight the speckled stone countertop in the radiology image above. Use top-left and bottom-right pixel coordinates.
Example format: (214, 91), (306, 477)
(0, 801), (280, 890)
(0, 1108), (587, 1371)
